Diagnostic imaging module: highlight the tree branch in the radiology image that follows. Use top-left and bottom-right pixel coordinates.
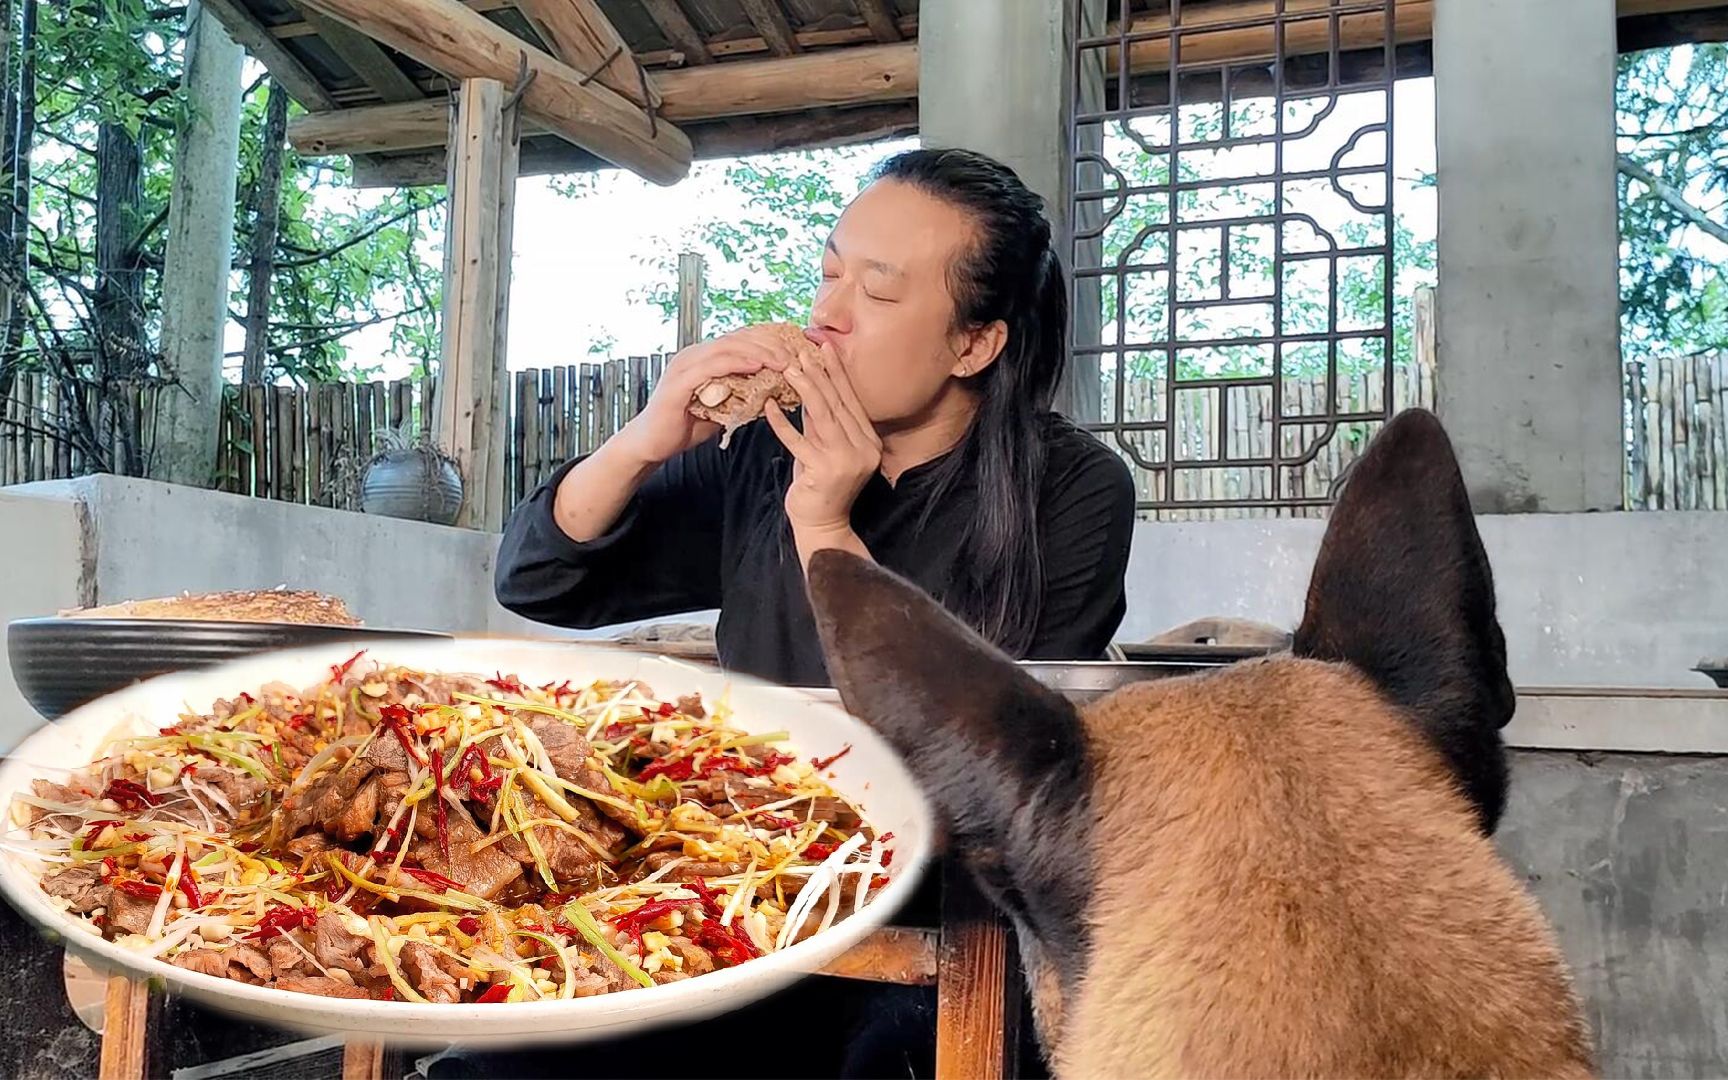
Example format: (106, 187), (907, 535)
(1618, 154), (1728, 247)
(275, 197), (444, 268)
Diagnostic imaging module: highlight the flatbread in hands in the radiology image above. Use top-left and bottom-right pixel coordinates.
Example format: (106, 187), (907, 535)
(687, 323), (813, 448)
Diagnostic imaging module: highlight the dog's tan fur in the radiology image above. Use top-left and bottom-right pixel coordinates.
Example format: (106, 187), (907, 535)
(1061, 662), (1592, 1077)
(807, 410), (1597, 1079)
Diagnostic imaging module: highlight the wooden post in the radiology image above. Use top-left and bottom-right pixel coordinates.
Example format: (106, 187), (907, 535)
(677, 251), (704, 350)
(433, 78), (519, 532)
(96, 977), (152, 1080)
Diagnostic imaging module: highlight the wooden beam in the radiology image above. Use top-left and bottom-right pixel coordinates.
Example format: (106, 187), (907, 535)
(513, 0), (658, 108)
(434, 78), (517, 532)
(200, 0), (339, 111)
(935, 867), (1022, 1080)
(853, 0), (902, 43)
(294, 6), (423, 102)
(736, 0), (801, 56)
(659, 41), (914, 119)
(347, 101), (917, 186)
(638, 0), (714, 64)
(295, 0), (692, 184)
(290, 44), (916, 154)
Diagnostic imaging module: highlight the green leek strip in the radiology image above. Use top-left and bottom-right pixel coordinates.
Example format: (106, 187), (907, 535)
(495, 742), (586, 825)
(368, 917), (431, 1003)
(507, 794), (556, 890)
(541, 775), (646, 820)
(711, 731), (790, 753)
(599, 764), (678, 805)
(325, 853), (486, 911)
(184, 736), (273, 781)
(70, 841), (142, 863)
(452, 693), (584, 728)
(562, 902), (654, 989)
(511, 929), (577, 1000)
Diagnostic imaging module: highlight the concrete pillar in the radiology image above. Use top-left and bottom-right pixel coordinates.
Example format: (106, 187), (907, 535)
(155, 0), (244, 487)
(1433, 0), (1624, 513)
(918, 0), (1095, 417)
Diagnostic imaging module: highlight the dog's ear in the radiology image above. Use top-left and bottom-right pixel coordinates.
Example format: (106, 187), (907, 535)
(1293, 409), (1514, 831)
(806, 550), (1091, 947)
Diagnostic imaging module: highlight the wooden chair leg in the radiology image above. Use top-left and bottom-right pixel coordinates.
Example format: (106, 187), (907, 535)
(935, 863), (1022, 1080)
(97, 976), (152, 1080)
(342, 1039), (386, 1080)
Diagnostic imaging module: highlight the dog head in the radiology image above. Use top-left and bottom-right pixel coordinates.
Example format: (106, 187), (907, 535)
(805, 410), (1581, 1075)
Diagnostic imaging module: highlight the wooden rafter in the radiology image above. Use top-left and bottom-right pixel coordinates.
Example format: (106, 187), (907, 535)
(853, 0), (902, 43)
(513, 0), (658, 108)
(293, 6), (424, 102)
(200, 0), (339, 111)
(348, 101), (917, 186)
(638, 0), (714, 65)
(289, 42), (917, 155)
(294, 0), (692, 183)
(736, 0), (801, 56)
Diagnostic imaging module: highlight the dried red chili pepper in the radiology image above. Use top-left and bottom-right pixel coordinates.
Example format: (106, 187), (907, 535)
(603, 721), (637, 741)
(755, 814), (799, 831)
(379, 986), (396, 1002)
(400, 867), (466, 893)
(475, 983), (511, 1004)
(176, 762), (198, 780)
(80, 819), (124, 847)
(810, 745), (853, 772)
(285, 713), (313, 731)
(101, 779), (160, 811)
(455, 745), (500, 801)
(378, 703), (427, 765)
(176, 857), (203, 909)
(430, 747), (451, 860)
(635, 756), (695, 783)
(100, 857), (118, 880)
(608, 898), (690, 947)
(803, 842), (838, 861)
(249, 903), (316, 941)
(457, 916), (482, 935)
(694, 918), (759, 967)
(157, 726), (181, 736)
(486, 672), (526, 695)
(330, 650), (366, 682)
(113, 879), (163, 900)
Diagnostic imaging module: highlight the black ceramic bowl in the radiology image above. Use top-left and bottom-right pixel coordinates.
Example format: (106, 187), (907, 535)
(7, 618), (451, 721)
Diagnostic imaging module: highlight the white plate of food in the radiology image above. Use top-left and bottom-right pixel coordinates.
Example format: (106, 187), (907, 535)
(0, 638), (931, 1047)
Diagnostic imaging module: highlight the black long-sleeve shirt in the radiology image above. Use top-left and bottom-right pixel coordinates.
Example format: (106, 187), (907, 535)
(494, 414), (1136, 687)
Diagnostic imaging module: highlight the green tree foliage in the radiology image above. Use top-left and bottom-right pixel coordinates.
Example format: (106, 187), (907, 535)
(1616, 43), (1728, 360)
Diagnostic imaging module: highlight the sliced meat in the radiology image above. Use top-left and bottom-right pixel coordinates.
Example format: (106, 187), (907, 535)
(644, 854), (746, 879)
(286, 833), (337, 861)
(40, 864), (108, 913)
(201, 766), (271, 823)
(527, 717), (592, 782)
(326, 774), (381, 842)
(668, 936), (717, 976)
(105, 888), (157, 938)
(410, 804), (522, 900)
(274, 976), (370, 1000)
(675, 694), (706, 719)
(170, 945), (272, 984)
(312, 914), (371, 976)
(27, 779), (88, 832)
(283, 760), (377, 839)
(266, 937), (313, 979)
(227, 943), (274, 983)
(399, 942), (462, 1004)
(360, 731), (409, 773)
(172, 950), (230, 979)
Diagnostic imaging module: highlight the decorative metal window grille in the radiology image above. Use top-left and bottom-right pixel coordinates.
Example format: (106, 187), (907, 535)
(1068, 0), (1415, 517)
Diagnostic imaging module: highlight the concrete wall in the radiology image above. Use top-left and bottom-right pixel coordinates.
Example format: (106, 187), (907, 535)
(1432, 0), (1625, 513)
(0, 491), (90, 745)
(1121, 512), (1728, 690)
(1501, 750), (1728, 1078)
(16, 475), (537, 636)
